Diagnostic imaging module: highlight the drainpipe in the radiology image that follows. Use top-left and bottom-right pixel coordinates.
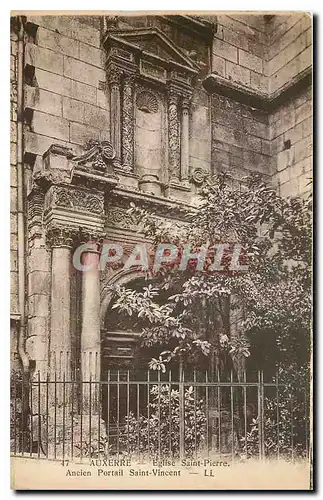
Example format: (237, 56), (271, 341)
(16, 15), (29, 374)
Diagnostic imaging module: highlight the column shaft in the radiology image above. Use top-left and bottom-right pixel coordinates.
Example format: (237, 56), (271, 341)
(168, 91), (180, 182)
(110, 79), (121, 159)
(180, 102), (190, 182)
(50, 246), (71, 378)
(81, 249), (101, 413)
(122, 75), (135, 169)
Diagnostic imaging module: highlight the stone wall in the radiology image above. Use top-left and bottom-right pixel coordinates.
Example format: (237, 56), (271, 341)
(23, 15), (109, 159)
(212, 14), (268, 94)
(266, 13), (312, 94)
(267, 13), (312, 197)
(211, 94), (272, 182)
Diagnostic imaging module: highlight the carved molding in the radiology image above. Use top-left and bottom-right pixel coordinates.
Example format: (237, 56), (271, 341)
(136, 90), (159, 113)
(107, 206), (138, 230)
(190, 167), (208, 185)
(49, 185), (104, 215)
(73, 140), (118, 176)
(167, 89), (180, 180)
(122, 75), (135, 170)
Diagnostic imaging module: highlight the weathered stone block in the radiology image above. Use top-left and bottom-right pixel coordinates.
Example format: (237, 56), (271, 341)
(25, 42), (64, 75)
(298, 172), (312, 194)
(24, 131), (69, 157)
(63, 56), (105, 87)
(69, 121), (100, 146)
(261, 139), (271, 156)
(29, 294), (50, 318)
(97, 87), (109, 110)
(10, 213), (17, 233)
(34, 68), (71, 97)
(280, 178), (298, 197)
(189, 138), (211, 162)
(277, 147), (295, 171)
(25, 331), (47, 361)
(211, 54), (226, 77)
(11, 187), (17, 212)
(83, 103), (109, 129)
(10, 142), (17, 164)
(244, 118), (268, 139)
(294, 135), (312, 161)
(213, 38), (238, 64)
(223, 26), (249, 51)
(28, 270), (51, 296)
(37, 27), (80, 58)
(11, 233), (18, 250)
(278, 166), (290, 185)
(28, 248), (50, 272)
(250, 71), (268, 93)
(238, 49), (262, 73)
(302, 117), (312, 138)
(225, 61), (250, 86)
(295, 101), (312, 124)
(62, 96), (84, 123)
(268, 20), (302, 60)
(32, 111), (69, 141)
(69, 79), (97, 105)
(25, 86), (63, 117)
(11, 250), (18, 272)
(11, 121), (17, 143)
(79, 43), (104, 68)
(284, 122), (303, 145)
(246, 135), (262, 154)
(298, 46), (312, 73)
(10, 166), (17, 187)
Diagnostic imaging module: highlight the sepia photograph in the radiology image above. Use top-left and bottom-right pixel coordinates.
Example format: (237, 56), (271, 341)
(9, 10), (313, 490)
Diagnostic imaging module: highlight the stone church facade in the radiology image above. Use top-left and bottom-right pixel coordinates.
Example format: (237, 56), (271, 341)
(10, 13), (312, 387)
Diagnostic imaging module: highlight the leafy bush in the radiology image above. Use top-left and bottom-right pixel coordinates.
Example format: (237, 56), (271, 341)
(121, 384), (207, 458)
(240, 366), (310, 459)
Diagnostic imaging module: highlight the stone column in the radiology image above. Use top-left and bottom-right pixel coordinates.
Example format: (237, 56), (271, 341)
(122, 73), (135, 170)
(167, 89), (181, 183)
(180, 95), (190, 183)
(80, 239), (101, 413)
(109, 66), (122, 159)
(47, 227), (74, 381)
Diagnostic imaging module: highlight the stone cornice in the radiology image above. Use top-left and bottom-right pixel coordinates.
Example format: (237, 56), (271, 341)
(203, 66), (312, 112)
(161, 15), (217, 42)
(109, 185), (195, 220)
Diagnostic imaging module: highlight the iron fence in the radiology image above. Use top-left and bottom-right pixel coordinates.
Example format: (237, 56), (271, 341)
(10, 369), (310, 462)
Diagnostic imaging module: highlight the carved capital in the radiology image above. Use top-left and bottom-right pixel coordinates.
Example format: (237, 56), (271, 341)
(107, 65), (123, 86)
(46, 226), (78, 249)
(168, 89), (180, 107)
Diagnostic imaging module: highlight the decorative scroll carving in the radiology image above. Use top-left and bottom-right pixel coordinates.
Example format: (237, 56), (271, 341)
(190, 167), (208, 185)
(136, 90), (159, 113)
(107, 206), (138, 230)
(122, 75), (135, 170)
(52, 186), (104, 215)
(73, 140), (118, 176)
(167, 90), (180, 181)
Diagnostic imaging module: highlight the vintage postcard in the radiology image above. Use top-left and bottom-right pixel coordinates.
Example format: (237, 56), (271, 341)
(10, 11), (313, 490)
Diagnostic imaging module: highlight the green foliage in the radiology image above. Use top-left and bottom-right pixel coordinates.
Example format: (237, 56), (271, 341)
(120, 384), (207, 458)
(112, 173), (312, 377)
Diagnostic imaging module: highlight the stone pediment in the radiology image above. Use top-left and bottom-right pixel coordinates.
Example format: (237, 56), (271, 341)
(106, 27), (200, 75)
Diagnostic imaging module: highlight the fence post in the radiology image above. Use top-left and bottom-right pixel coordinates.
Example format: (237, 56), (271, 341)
(257, 370), (265, 460)
(179, 359), (185, 458)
